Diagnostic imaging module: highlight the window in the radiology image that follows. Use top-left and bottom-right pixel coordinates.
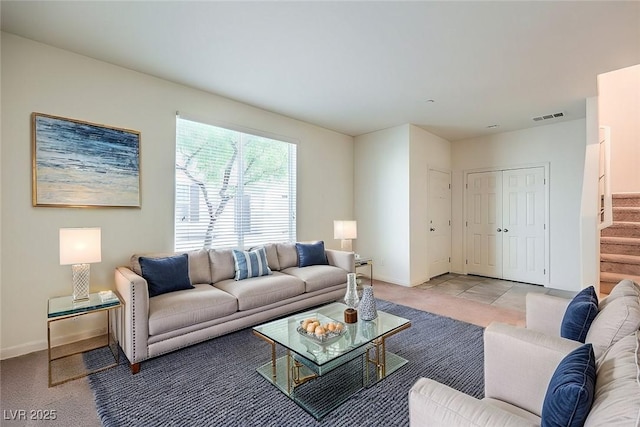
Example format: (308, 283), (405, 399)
(175, 116), (296, 251)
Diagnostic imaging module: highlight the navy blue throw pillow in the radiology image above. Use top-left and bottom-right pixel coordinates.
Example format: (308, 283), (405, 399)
(296, 241), (328, 267)
(139, 254), (194, 297)
(560, 286), (598, 342)
(541, 343), (596, 427)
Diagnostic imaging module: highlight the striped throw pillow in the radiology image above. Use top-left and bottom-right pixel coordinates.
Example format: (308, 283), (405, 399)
(232, 247), (272, 281)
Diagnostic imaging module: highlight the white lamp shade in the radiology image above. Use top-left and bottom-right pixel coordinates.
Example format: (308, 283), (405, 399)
(59, 227), (102, 265)
(334, 220), (357, 239)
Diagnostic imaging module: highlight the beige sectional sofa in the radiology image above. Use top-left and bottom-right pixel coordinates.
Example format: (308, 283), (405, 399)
(409, 280), (640, 426)
(115, 243), (354, 373)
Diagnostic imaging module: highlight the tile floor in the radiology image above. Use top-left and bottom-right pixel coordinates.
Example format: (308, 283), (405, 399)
(416, 273), (576, 312)
(372, 272), (578, 329)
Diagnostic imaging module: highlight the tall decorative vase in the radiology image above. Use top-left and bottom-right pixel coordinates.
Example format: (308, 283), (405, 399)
(359, 285), (377, 321)
(344, 273), (359, 309)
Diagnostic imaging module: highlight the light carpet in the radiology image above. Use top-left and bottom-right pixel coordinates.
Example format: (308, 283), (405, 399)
(89, 300), (484, 426)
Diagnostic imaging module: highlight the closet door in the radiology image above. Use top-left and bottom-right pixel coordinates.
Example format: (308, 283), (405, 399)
(501, 167), (546, 284)
(465, 167), (547, 285)
(466, 171), (503, 278)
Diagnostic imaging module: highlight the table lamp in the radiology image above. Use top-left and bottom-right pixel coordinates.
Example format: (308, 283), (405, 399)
(334, 220), (357, 252)
(59, 227), (102, 302)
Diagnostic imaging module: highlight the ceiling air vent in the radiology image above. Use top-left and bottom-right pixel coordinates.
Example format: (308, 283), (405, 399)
(533, 112), (564, 122)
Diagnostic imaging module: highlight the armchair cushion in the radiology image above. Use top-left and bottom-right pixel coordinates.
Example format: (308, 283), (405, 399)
(409, 378), (539, 427)
(560, 286), (598, 343)
(584, 331), (640, 426)
(139, 254), (194, 297)
(599, 279), (640, 310)
(541, 343), (596, 427)
(585, 294), (640, 360)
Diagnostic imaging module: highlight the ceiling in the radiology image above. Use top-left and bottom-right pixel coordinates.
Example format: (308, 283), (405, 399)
(2, 1), (639, 141)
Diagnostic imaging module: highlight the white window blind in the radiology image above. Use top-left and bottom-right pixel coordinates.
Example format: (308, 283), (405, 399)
(175, 116), (296, 251)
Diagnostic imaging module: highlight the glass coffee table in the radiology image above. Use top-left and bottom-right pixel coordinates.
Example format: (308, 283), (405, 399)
(252, 302), (411, 419)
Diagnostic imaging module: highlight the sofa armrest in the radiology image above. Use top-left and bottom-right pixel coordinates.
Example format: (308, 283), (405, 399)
(325, 249), (355, 273)
(409, 378), (538, 427)
(525, 293), (570, 336)
(484, 322), (582, 417)
(115, 266), (150, 366)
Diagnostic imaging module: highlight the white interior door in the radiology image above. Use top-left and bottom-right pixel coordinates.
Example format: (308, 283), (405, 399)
(428, 169), (451, 278)
(502, 167), (546, 284)
(465, 167), (547, 285)
(466, 171), (503, 278)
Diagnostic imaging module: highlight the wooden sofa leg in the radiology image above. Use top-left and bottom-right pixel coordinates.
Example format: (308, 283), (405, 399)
(131, 363), (140, 374)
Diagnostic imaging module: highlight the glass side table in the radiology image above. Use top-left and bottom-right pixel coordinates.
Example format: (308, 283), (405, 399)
(355, 257), (373, 286)
(47, 292), (121, 387)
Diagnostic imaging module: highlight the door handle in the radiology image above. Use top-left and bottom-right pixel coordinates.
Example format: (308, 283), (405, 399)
(503, 228), (509, 233)
(497, 228), (502, 232)
(430, 228), (435, 232)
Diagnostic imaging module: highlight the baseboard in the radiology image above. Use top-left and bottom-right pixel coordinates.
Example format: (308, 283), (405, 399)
(0, 327), (107, 360)
(375, 273), (411, 287)
(0, 339), (46, 360)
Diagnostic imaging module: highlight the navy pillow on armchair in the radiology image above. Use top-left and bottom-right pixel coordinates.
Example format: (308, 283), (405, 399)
(139, 254), (194, 297)
(560, 286), (598, 343)
(541, 343), (596, 427)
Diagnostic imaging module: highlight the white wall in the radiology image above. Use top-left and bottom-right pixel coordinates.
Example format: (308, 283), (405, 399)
(354, 125), (410, 285)
(451, 119), (587, 291)
(580, 97), (601, 291)
(598, 64), (640, 193)
(409, 125), (451, 285)
(354, 124), (451, 287)
(0, 33), (354, 359)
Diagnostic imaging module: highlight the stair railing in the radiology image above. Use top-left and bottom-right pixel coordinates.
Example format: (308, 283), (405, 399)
(598, 125), (612, 230)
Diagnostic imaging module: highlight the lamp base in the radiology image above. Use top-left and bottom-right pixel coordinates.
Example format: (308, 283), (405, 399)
(340, 239), (353, 252)
(72, 263), (90, 302)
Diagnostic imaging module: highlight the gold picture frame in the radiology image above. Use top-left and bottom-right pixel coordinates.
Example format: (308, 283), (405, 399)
(32, 112), (141, 208)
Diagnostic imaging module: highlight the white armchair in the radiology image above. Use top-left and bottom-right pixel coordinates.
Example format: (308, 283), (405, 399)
(409, 280), (640, 427)
(409, 322), (580, 427)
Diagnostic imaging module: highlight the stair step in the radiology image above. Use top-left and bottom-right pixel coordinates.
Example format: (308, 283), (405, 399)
(600, 236), (640, 256)
(613, 207), (640, 222)
(612, 193), (640, 208)
(601, 222), (640, 238)
(599, 272), (640, 295)
(600, 253), (640, 275)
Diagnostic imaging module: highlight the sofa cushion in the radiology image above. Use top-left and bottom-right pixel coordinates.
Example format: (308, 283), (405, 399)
(209, 249), (235, 283)
(131, 249), (212, 285)
(541, 343), (596, 427)
(148, 284), (238, 336)
(282, 265), (347, 293)
(214, 271), (305, 311)
(263, 243), (280, 271)
(185, 249), (212, 284)
(139, 254), (195, 297)
(276, 243), (298, 269)
(585, 294), (640, 360)
(584, 331), (640, 426)
(233, 247), (272, 280)
(561, 286), (599, 343)
(296, 241), (329, 267)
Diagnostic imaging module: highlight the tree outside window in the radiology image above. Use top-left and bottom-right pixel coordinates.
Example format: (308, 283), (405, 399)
(175, 117), (296, 251)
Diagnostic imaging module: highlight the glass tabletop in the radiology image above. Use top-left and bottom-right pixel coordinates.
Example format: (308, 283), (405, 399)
(253, 302), (409, 367)
(48, 292), (121, 319)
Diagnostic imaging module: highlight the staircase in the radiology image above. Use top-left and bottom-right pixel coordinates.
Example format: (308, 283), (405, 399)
(600, 193), (640, 294)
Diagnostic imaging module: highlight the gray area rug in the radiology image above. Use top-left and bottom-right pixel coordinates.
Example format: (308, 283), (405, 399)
(89, 300), (484, 426)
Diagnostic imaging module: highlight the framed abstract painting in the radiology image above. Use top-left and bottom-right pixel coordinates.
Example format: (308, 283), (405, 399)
(32, 113), (141, 208)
